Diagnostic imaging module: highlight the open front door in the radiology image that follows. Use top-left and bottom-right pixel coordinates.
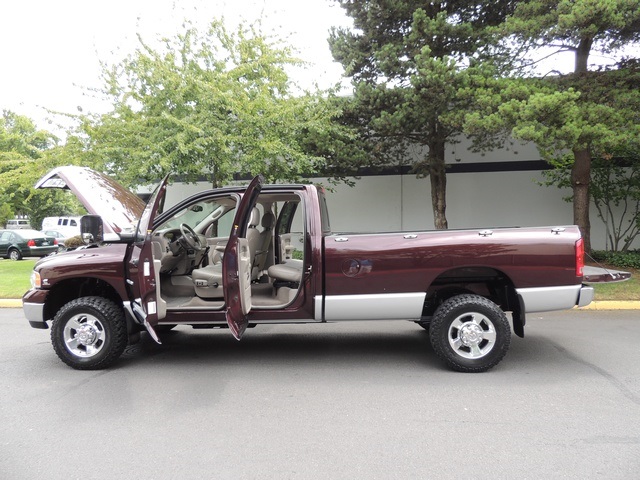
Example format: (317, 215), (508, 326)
(129, 175), (169, 343)
(223, 175), (263, 340)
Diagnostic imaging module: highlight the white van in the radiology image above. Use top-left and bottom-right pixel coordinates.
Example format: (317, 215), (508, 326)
(41, 216), (82, 238)
(5, 218), (31, 229)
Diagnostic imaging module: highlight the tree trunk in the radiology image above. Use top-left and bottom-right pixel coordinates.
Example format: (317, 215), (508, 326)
(571, 148), (592, 252)
(429, 138), (448, 230)
(570, 36), (593, 251)
(574, 37), (593, 74)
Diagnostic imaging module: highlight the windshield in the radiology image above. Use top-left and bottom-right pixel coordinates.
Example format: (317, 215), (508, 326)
(158, 197), (237, 236)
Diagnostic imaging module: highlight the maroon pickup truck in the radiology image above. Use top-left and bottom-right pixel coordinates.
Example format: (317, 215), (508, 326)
(23, 166), (597, 372)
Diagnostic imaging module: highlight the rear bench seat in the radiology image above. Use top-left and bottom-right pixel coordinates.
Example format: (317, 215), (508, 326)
(267, 259), (303, 283)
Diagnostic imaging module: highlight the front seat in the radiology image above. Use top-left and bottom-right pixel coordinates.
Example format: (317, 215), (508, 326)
(245, 208), (262, 280)
(192, 207), (261, 298)
(253, 210), (275, 279)
(191, 263), (224, 299)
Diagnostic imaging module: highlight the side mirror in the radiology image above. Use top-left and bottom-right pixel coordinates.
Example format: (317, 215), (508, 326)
(80, 215), (104, 245)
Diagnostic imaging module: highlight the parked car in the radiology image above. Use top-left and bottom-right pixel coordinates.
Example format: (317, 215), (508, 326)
(41, 230), (68, 248)
(5, 219), (31, 229)
(0, 229), (58, 260)
(41, 216), (82, 238)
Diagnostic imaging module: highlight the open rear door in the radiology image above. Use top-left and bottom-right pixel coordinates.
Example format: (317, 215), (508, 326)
(223, 175), (263, 340)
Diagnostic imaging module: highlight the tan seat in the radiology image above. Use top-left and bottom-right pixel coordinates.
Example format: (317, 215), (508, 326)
(246, 208), (262, 280)
(192, 208), (261, 298)
(253, 210), (275, 278)
(268, 261), (302, 283)
(191, 263), (223, 298)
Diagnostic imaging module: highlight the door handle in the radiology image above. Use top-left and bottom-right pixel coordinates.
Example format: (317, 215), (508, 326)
(334, 237), (349, 242)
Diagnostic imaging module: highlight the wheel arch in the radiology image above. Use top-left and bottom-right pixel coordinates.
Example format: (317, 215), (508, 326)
(43, 277), (134, 330)
(422, 266), (524, 337)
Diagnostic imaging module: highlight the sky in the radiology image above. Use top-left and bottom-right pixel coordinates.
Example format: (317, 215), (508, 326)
(1, 1), (637, 137)
(0, 0), (352, 134)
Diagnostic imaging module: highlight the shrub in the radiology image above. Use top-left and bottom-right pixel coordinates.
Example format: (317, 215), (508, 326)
(590, 250), (640, 270)
(63, 235), (85, 249)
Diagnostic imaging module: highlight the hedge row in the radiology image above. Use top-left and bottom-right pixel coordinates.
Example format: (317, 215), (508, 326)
(589, 250), (640, 270)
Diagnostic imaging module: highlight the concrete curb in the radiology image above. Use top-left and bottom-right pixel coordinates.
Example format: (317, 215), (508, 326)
(1, 298), (639, 309)
(0, 299), (23, 308)
(576, 301), (640, 310)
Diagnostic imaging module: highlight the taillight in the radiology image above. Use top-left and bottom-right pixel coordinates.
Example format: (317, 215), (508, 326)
(27, 239), (36, 247)
(53, 239), (58, 245)
(575, 238), (584, 276)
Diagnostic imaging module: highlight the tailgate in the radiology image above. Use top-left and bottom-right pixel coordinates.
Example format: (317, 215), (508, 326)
(583, 266), (631, 284)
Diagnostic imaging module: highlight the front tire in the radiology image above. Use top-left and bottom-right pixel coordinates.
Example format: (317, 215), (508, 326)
(429, 294), (511, 373)
(51, 297), (128, 370)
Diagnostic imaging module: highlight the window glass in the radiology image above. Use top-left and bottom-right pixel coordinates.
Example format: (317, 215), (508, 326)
(158, 197), (236, 237)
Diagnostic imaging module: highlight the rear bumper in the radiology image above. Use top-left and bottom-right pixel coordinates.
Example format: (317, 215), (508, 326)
(577, 285), (594, 307)
(516, 284), (594, 313)
(26, 246), (59, 257)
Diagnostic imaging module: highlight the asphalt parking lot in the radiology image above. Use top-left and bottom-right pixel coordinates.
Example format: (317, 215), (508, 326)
(1, 308), (639, 480)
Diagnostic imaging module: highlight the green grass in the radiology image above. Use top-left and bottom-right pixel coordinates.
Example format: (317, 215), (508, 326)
(591, 267), (640, 301)
(0, 259), (36, 299)
(0, 258), (638, 301)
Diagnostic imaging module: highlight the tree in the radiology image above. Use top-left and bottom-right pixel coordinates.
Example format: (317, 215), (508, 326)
(543, 140), (640, 252)
(75, 20), (351, 189)
(591, 151), (640, 252)
(329, 1), (517, 229)
(0, 111), (79, 227)
(498, 0), (640, 251)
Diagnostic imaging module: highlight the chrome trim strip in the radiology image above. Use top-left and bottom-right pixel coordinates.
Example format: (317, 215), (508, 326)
(516, 285), (582, 313)
(323, 292), (426, 321)
(315, 295), (323, 321)
(23, 302), (45, 324)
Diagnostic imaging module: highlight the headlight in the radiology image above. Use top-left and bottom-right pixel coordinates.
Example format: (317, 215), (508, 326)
(30, 271), (41, 289)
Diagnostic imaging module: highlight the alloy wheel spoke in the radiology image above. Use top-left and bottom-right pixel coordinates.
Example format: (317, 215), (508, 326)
(469, 343), (484, 358)
(66, 337), (80, 351)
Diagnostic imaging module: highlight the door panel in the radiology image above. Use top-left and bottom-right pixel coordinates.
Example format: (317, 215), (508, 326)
(223, 175), (263, 339)
(237, 238), (252, 315)
(131, 175), (169, 330)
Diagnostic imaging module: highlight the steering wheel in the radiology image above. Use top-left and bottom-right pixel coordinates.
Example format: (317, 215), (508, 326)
(179, 223), (202, 250)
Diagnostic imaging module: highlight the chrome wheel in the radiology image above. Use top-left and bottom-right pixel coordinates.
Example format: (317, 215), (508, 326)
(429, 294), (511, 372)
(448, 312), (496, 359)
(63, 314), (106, 358)
(51, 297), (128, 370)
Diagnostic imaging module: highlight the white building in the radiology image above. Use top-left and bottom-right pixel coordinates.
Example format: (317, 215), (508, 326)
(161, 138), (638, 251)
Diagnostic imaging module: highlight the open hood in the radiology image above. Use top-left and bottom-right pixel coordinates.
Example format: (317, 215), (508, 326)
(35, 166), (146, 237)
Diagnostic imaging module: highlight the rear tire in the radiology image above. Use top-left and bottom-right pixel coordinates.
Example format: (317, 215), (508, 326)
(51, 297), (128, 370)
(8, 248), (22, 261)
(429, 294), (511, 373)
